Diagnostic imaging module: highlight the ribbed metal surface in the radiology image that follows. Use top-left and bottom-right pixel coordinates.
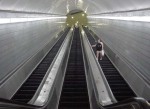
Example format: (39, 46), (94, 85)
(58, 27), (90, 109)
(84, 27), (136, 101)
(11, 28), (70, 103)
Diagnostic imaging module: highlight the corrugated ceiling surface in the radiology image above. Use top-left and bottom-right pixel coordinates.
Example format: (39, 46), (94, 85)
(0, 0), (150, 15)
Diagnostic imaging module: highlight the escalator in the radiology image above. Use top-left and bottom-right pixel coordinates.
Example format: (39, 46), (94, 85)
(83, 27), (136, 102)
(11, 28), (70, 103)
(58, 27), (90, 109)
(0, 27), (149, 109)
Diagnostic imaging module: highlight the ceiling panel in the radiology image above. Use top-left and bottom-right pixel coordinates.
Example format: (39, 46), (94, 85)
(0, 0), (150, 15)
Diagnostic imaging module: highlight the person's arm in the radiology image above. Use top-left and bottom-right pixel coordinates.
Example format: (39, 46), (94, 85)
(101, 42), (104, 50)
(92, 44), (96, 47)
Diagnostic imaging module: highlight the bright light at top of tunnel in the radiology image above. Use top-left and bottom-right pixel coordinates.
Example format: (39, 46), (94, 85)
(88, 16), (150, 22)
(0, 16), (66, 24)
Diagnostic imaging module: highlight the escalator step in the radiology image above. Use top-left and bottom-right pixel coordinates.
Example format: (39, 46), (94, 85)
(63, 88), (87, 92)
(60, 96), (89, 102)
(59, 102), (89, 108)
(61, 92), (88, 96)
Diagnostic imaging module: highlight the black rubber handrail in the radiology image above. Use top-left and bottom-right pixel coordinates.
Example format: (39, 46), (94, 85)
(104, 97), (150, 109)
(0, 98), (41, 109)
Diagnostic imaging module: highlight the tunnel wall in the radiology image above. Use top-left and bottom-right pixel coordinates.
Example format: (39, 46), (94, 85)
(89, 19), (150, 99)
(0, 20), (64, 83)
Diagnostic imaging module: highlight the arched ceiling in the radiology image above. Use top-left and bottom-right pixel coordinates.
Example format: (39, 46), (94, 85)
(0, 0), (150, 15)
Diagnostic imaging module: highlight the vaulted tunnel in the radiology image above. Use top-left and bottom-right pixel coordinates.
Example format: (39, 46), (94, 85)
(0, 0), (150, 109)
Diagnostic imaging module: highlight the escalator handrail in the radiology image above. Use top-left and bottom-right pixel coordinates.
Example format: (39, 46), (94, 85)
(0, 98), (41, 109)
(104, 97), (150, 109)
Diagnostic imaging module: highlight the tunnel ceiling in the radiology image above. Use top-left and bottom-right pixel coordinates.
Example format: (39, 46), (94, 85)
(0, 0), (150, 15)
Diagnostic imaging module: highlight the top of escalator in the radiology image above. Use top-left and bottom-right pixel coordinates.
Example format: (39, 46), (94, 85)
(67, 9), (84, 15)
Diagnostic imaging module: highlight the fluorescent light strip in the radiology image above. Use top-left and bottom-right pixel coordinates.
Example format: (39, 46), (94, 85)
(0, 16), (66, 24)
(88, 16), (150, 22)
